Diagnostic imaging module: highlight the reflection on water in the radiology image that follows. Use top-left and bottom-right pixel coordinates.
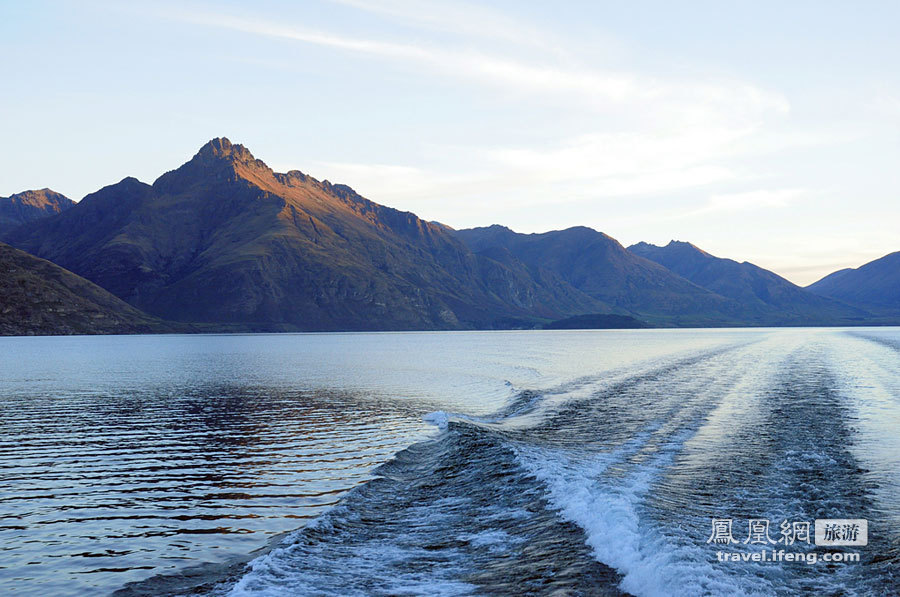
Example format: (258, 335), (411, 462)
(0, 383), (433, 596)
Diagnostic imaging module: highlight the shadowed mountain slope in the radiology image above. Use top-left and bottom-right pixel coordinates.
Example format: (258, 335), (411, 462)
(5, 139), (601, 330)
(455, 225), (747, 325)
(628, 240), (867, 324)
(0, 189), (74, 236)
(807, 251), (900, 314)
(0, 242), (167, 335)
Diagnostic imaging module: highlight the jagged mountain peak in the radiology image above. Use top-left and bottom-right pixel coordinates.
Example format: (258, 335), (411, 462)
(631, 240), (712, 257)
(664, 239), (712, 256)
(153, 137), (274, 193)
(7, 188), (73, 207)
(153, 138), (359, 202)
(0, 188), (76, 236)
(142, 138), (388, 220)
(187, 137), (270, 172)
(195, 137), (257, 164)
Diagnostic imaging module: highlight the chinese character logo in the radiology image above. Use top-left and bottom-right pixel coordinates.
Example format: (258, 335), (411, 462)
(744, 519), (777, 544)
(778, 520), (811, 545)
(707, 519), (737, 544)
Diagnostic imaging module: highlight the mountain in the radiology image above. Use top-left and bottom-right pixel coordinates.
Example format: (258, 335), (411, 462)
(0, 189), (74, 236)
(454, 225), (747, 325)
(6, 137), (886, 332)
(0, 242), (168, 335)
(628, 240), (867, 324)
(807, 251), (900, 314)
(4, 138), (600, 331)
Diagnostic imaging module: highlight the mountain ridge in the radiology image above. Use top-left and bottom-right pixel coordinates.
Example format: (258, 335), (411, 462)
(627, 239), (867, 324)
(3, 137), (895, 332)
(455, 225), (749, 325)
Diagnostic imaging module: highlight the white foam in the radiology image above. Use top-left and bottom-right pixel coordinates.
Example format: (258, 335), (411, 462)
(226, 494), (478, 597)
(423, 410), (449, 429)
(515, 440), (775, 597)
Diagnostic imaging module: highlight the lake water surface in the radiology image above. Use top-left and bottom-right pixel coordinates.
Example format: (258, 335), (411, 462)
(1, 329), (898, 596)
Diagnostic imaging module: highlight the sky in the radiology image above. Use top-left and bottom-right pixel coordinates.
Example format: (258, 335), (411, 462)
(2, 1), (899, 285)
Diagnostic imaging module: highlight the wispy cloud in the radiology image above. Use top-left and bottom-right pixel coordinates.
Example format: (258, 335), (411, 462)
(162, 9), (638, 104)
(326, 0), (560, 51)
(158, 5), (788, 122)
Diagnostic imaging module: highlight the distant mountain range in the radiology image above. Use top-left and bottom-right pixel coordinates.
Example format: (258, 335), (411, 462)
(628, 240), (867, 324)
(0, 137), (896, 334)
(457, 225), (741, 325)
(806, 251), (900, 316)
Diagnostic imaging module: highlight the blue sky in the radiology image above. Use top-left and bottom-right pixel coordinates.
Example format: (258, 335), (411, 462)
(2, 1), (899, 284)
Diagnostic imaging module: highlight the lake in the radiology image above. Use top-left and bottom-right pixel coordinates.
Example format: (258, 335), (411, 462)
(1, 329), (898, 596)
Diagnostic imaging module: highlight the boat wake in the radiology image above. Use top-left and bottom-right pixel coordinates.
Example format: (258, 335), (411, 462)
(216, 332), (899, 596)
